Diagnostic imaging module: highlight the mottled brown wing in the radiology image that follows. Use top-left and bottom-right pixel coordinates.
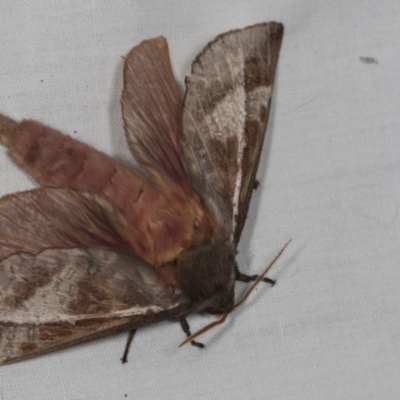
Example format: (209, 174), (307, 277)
(180, 22), (283, 244)
(121, 37), (193, 195)
(0, 246), (185, 365)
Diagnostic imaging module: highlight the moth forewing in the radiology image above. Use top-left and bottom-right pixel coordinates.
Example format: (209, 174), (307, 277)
(180, 22), (284, 244)
(0, 21), (284, 364)
(0, 246), (186, 365)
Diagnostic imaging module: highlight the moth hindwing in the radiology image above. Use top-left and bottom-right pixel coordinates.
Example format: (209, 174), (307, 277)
(0, 22), (284, 364)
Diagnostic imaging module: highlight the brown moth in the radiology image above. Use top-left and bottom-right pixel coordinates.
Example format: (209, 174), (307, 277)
(0, 22), (284, 365)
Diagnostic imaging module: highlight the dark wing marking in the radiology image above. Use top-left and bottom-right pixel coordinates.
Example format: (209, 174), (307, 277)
(121, 37), (192, 194)
(0, 187), (146, 261)
(0, 246), (185, 364)
(180, 22), (283, 243)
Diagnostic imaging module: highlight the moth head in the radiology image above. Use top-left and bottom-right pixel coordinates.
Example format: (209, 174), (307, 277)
(178, 239), (292, 347)
(176, 235), (236, 314)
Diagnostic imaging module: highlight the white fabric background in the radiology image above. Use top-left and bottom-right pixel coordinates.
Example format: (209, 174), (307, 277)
(0, 1), (399, 399)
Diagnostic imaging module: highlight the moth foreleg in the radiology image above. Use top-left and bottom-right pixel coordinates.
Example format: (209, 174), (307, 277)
(253, 179), (260, 190)
(235, 266), (276, 286)
(121, 329), (137, 364)
(179, 317), (205, 349)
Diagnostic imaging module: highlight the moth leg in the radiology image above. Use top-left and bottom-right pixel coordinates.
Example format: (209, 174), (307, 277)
(253, 179), (260, 190)
(121, 329), (137, 364)
(179, 317), (205, 349)
(235, 266), (276, 286)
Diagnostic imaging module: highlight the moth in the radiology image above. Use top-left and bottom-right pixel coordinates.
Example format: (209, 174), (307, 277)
(0, 22), (285, 365)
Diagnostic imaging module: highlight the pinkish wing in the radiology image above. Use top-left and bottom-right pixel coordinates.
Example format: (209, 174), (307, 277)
(0, 116), (142, 198)
(0, 246), (186, 365)
(0, 36), (219, 268)
(121, 36), (192, 194)
(0, 187), (146, 261)
(180, 23), (284, 244)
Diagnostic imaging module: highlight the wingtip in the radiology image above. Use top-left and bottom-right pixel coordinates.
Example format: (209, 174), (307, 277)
(0, 113), (18, 147)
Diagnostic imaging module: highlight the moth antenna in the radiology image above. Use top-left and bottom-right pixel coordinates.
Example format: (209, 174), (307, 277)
(234, 238), (292, 310)
(179, 313), (228, 347)
(179, 239), (292, 347)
